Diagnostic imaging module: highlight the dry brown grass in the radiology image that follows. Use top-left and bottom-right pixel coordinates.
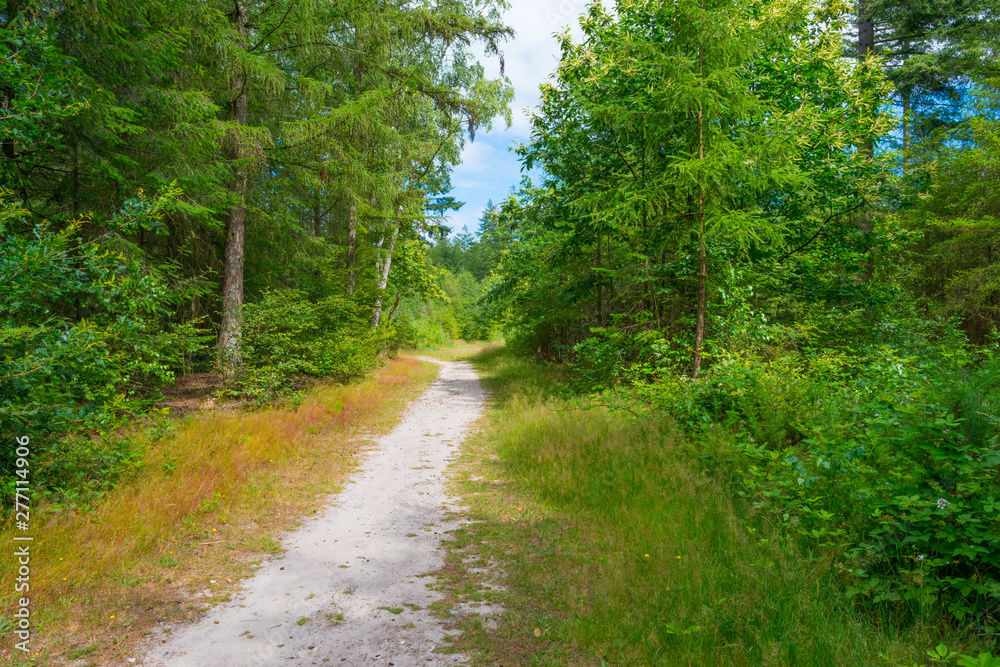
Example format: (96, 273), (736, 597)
(0, 355), (438, 667)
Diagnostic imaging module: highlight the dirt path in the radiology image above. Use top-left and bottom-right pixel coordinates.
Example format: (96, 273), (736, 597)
(140, 358), (485, 666)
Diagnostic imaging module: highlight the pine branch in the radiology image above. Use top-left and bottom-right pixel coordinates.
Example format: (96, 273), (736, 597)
(776, 203), (866, 261)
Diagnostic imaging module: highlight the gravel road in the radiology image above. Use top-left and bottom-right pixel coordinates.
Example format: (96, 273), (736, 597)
(140, 358), (485, 666)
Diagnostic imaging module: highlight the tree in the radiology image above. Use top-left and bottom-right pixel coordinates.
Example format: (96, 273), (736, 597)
(200, 0), (512, 371)
(219, 0), (250, 373)
(852, 0), (1000, 149)
(498, 0), (890, 376)
(904, 83), (1000, 341)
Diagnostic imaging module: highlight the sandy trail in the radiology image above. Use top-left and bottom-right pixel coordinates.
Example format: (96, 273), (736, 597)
(141, 358), (485, 666)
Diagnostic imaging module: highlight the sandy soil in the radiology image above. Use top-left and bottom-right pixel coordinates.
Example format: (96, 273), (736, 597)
(139, 358), (486, 666)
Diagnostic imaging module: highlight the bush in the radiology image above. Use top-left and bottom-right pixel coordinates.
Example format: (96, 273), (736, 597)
(0, 188), (210, 503)
(637, 321), (1000, 635)
(226, 290), (391, 401)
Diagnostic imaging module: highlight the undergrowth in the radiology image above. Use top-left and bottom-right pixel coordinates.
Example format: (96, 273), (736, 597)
(441, 345), (990, 666)
(630, 323), (1000, 641)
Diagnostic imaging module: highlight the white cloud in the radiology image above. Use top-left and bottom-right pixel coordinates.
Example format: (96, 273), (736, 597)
(444, 0), (605, 237)
(443, 204), (486, 235)
(455, 139), (506, 176)
(483, 0), (594, 135)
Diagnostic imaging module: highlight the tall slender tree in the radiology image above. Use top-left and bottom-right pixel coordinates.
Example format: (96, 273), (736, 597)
(219, 0), (250, 372)
(499, 0), (891, 374)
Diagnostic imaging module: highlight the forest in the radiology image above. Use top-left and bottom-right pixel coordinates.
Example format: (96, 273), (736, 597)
(3, 0), (1000, 662)
(1, 0), (511, 463)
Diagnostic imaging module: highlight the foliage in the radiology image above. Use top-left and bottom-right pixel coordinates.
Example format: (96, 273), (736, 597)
(0, 0), (513, 498)
(634, 306), (1000, 635)
(858, 0), (1000, 150)
(394, 269), (494, 346)
(484, 0), (893, 370)
(904, 83), (1000, 342)
(425, 228), (492, 281)
(225, 290), (392, 402)
(475, 0), (1000, 638)
(438, 344), (983, 666)
(0, 187), (211, 501)
(922, 643), (1000, 666)
(393, 226), (501, 347)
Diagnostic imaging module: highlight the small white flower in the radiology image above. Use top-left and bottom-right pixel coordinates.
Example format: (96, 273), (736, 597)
(937, 498), (950, 510)
(916, 555), (925, 561)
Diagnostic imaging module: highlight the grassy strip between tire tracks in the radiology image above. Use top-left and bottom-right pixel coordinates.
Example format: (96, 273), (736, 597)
(432, 345), (983, 667)
(0, 355), (438, 667)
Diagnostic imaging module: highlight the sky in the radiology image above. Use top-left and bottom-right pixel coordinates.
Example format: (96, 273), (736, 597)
(442, 0), (599, 236)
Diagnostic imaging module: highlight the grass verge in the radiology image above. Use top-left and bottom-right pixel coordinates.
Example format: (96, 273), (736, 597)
(0, 355), (438, 667)
(436, 346), (979, 666)
(412, 340), (496, 362)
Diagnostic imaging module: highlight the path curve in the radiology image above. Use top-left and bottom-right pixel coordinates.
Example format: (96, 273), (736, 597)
(141, 358), (484, 666)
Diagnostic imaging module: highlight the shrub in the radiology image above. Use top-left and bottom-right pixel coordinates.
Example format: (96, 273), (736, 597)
(638, 326), (1000, 634)
(226, 290), (391, 401)
(0, 188), (210, 503)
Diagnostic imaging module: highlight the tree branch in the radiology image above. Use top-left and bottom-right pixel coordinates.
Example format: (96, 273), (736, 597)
(776, 202), (865, 261)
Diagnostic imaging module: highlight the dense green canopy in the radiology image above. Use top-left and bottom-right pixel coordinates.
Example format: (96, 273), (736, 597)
(3, 0), (1000, 640)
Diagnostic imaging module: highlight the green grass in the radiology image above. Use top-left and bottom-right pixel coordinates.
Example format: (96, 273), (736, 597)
(378, 606), (405, 615)
(438, 345), (976, 666)
(411, 339), (497, 362)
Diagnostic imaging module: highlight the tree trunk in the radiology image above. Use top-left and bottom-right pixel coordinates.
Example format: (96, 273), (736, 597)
(370, 218), (401, 328)
(902, 87), (911, 155)
(2, 0), (22, 177)
(596, 231), (603, 327)
(857, 0), (876, 175)
(900, 36), (911, 158)
(346, 198), (357, 294)
(1, 85), (14, 162)
(693, 50), (707, 379)
(71, 134), (79, 217)
(855, 0), (876, 274)
(857, 0), (874, 60)
(386, 294), (400, 323)
(2, 2), (20, 172)
(219, 0), (248, 376)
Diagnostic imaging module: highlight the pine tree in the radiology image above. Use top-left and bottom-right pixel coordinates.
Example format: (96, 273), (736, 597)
(506, 0), (890, 374)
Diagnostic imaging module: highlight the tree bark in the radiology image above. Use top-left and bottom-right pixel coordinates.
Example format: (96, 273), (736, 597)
(1, 84), (15, 162)
(596, 231), (603, 327)
(900, 37), (911, 157)
(219, 0), (248, 375)
(386, 294), (400, 323)
(346, 198), (357, 294)
(857, 0), (876, 172)
(856, 0), (876, 263)
(902, 87), (911, 155)
(370, 218), (401, 328)
(1, 1), (20, 166)
(693, 49), (706, 379)
(857, 0), (874, 61)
